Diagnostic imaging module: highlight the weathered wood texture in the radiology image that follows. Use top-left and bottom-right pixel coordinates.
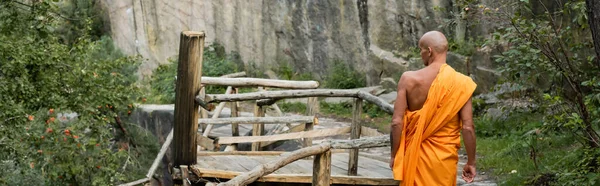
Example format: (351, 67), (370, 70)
(348, 98), (363, 176)
(252, 101), (265, 151)
(260, 123), (306, 148)
(216, 71), (246, 78)
(230, 88), (239, 136)
(313, 150), (332, 185)
(205, 89), (393, 114)
(304, 97), (319, 148)
(181, 165), (191, 186)
(330, 136), (390, 149)
(196, 134), (215, 150)
(200, 77), (319, 89)
(215, 143), (332, 186)
(218, 127), (349, 144)
(173, 31), (205, 165)
(197, 116), (316, 125)
(202, 86), (233, 137)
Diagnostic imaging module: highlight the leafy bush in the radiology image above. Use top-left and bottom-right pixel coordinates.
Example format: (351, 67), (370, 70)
(148, 43), (242, 103)
(0, 1), (144, 185)
(324, 60), (366, 89)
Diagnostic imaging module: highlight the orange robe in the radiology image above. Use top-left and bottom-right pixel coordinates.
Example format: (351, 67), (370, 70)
(392, 64), (477, 186)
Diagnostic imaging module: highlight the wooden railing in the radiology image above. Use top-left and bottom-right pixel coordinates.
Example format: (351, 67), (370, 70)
(205, 136), (391, 186)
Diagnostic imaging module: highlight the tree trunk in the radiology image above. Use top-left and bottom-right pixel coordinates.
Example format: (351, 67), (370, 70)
(587, 0), (600, 68)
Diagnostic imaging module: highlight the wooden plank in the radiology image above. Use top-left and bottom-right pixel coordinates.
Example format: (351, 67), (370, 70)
(330, 136), (390, 149)
(202, 86), (233, 137)
(206, 89), (358, 103)
(252, 101), (265, 151)
(215, 144), (332, 186)
(218, 127), (351, 144)
(198, 116), (316, 125)
(197, 151), (284, 156)
(196, 134), (215, 150)
(181, 165), (191, 186)
(174, 31), (205, 165)
(230, 88), (239, 136)
(313, 150), (332, 185)
(193, 168), (399, 185)
(260, 123), (305, 148)
(349, 98), (363, 176)
(200, 77), (319, 89)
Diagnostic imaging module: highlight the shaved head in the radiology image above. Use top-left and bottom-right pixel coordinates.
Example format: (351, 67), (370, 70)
(419, 31), (448, 53)
(418, 31), (449, 66)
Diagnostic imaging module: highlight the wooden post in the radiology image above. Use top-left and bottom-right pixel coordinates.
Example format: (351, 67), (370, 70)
(173, 31), (204, 166)
(231, 88), (240, 137)
(252, 87), (265, 151)
(313, 150), (332, 186)
(348, 98), (362, 176)
(199, 87), (208, 132)
(304, 97), (319, 148)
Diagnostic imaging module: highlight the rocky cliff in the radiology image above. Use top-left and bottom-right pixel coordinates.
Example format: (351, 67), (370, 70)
(101, 0), (498, 92)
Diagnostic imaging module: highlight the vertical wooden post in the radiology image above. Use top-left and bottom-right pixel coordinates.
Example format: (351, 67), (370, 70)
(252, 87), (265, 151)
(348, 98), (362, 176)
(313, 150), (332, 186)
(199, 86), (208, 132)
(304, 97), (319, 148)
(230, 88), (240, 137)
(174, 31), (205, 166)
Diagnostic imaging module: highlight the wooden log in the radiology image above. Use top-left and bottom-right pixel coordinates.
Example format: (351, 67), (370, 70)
(230, 88), (239, 137)
(202, 86), (233, 137)
(348, 98), (363, 176)
(200, 77), (319, 89)
(218, 127), (349, 144)
(206, 89), (358, 103)
(313, 150), (332, 186)
(357, 91), (394, 114)
(256, 98), (279, 106)
(252, 95), (265, 151)
(361, 126), (384, 137)
(216, 143), (332, 186)
(304, 97), (319, 148)
(218, 71), (246, 78)
(196, 134), (215, 150)
(260, 123), (306, 148)
(198, 116), (316, 125)
(197, 151), (285, 156)
(199, 87), (208, 132)
(329, 136), (390, 149)
(147, 129), (174, 178)
(181, 165), (191, 186)
(174, 31), (205, 166)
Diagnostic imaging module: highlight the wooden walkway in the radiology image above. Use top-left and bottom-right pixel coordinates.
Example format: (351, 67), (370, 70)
(192, 151), (399, 185)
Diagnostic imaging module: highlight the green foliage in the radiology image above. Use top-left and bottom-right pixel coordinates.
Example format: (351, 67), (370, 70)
(0, 1), (143, 185)
(148, 43), (242, 103)
(273, 62), (313, 81)
(278, 102), (307, 114)
(448, 37), (484, 56)
(324, 60), (366, 89)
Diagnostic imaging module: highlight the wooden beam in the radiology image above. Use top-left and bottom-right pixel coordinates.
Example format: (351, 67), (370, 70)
(348, 98), (363, 176)
(217, 71), (246, 78)
(260, 123), (306, 148)
(196, 169), (399, 185)
(218, 127), (349, 144)
(330, 136), (390, 149)
(202, 86), (233, 137)
(206, 89), (358, 103)
(313, 150), (332, 185)
(304, 97), (319, 148)
(196, 151), (285, 156)
(357, 91), (394, 114)
(174, 31), (205, 166)
(181, 165), (191, 186)
(230, 88), (239, 136)
(252, 97), (265, 151)
(361, 126), (384, 137)
(216, 143), (332, 186)
(198, 116), (316, 125)
(200, 77), (319, 89)
(196, 134), (215, 150)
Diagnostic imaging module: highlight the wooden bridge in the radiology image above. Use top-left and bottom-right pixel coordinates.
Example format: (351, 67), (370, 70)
(120, 31), (397, 186)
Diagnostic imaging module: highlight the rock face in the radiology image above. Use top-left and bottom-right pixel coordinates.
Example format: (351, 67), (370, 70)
(101, 0), (499, 92)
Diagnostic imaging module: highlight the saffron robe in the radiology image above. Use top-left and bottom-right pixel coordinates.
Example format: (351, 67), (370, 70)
(392, 64), (477, 186)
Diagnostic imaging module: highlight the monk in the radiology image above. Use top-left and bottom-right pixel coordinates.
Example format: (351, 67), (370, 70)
(389, 31), (477, 186)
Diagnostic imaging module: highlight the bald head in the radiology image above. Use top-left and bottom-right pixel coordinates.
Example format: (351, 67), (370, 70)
(418, 31), (448, 53)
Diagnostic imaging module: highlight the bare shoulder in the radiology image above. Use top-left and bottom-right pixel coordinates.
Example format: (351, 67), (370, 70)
(398, 71), (418, 88)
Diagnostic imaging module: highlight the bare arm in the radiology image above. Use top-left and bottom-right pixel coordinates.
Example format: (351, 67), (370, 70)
(460, 98), (477, 182)
(390, 74), (410, 168)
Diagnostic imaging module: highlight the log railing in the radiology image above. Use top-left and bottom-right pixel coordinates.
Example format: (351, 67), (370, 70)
(206, 136), (390, 186)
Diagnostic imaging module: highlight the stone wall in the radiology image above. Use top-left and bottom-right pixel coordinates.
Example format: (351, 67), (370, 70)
(101, 0), (499, 92)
